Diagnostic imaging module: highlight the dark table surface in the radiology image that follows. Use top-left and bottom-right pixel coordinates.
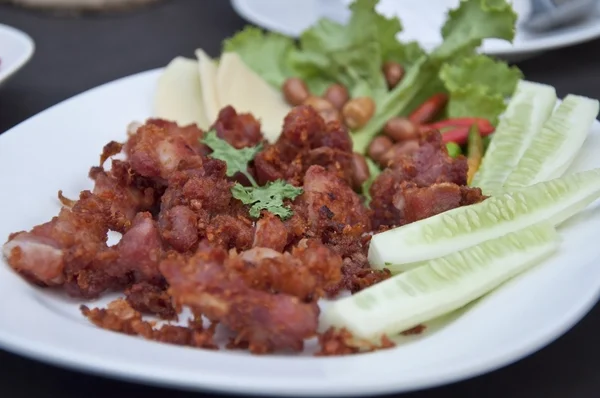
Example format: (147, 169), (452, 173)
(1, 1), (600, 397)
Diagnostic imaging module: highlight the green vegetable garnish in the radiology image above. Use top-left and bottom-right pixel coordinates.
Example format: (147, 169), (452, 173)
(224, 0), (522, 155)
(232, 180), (303, 219)
(446, 142), (462, 158)
(440, 55), (523, 125)
(201, 131), (303, 220)
(361, 157), (382, 207)
(202, 130), (263, 186)
(352, 0), (519, 154)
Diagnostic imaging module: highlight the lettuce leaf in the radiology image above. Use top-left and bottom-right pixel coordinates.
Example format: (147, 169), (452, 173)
(290, 0), (390, 100)
(352, 0), (519, 154)
(440, 55), (522, 124)
(222, 0), (521, 155)
(446, 86), (507, 125)
(440, 55), (523, 97)
(433, 0), (517, 60)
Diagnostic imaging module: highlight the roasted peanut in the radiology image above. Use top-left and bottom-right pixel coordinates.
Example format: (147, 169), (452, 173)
(367, 135), (393, 163)
(303, 96), (334, 112)
(380, 140), (420, 167)
(382, 61), (405, 89)
(323, 84), (350, 110)
(342, 97), (376, 129)
(351, 153), (371, 189)
(303, 96), (340, 123)
(282, 77), (310, 106)
(383, 117), (419, 142)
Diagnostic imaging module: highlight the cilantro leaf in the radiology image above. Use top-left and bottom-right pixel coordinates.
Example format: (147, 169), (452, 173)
(201, 130), (262, 186)
(201, 132), (303, 220)
(232, 180), (303, 220)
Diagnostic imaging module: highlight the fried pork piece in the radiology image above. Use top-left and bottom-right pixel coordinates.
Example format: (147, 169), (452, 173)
(387, 128), (469, 186)
(211, 105), (264, 149)
(395, 183), (487, 224)
(298, 165), (371, 235)
(157, 156), (254, 252)
(370, 129), (476, 228)
(315, 327), (395, 356)
(81, 298), (217, 349)
(160, 242), (319, 353)
(124, 122), (200, 182)
(324, 231), (392, 295)
(64, 211), (165, 299)
(89, 160), (157, 232)
(229, 239), (343, 301)
(2, 190), (167, 299)
(254, 106), (354, 186)
(3, 191), (111, 287)
(125, 282), (177, 320)
(252, 212), (289, 252)
(146, 118), (208, 156)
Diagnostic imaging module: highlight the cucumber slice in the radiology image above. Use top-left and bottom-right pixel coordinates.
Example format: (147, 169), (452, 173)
(504, 95), (599, 188)
(471, 81), (557, 194)
(322, 225), (559, 340)
(369, 168), (600, 266)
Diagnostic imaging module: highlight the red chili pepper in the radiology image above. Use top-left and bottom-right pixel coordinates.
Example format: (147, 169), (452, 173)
(440, 126), (470, 145)
(426, 117), (495, 135)
(408, 93), (449, 124)
(441, 124), (495, 145)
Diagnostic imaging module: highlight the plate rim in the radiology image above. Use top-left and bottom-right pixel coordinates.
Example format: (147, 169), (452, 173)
(229, 0), (600, 56)
(0, 23), (35, 86)
(1, 68), (600, 396)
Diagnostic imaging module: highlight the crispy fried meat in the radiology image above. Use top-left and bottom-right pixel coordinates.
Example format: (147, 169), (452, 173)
(370, 129), (478, 228)
(160, 242), (319, 353)
(125, 282), (177, 320)
(229, 240), (342, 302)
(3, 191), (111, 287)
(81, 298), (217, 349)
(4, 107), (480, 356)
(254, 106), (354, 186)
(211, 106), (264, 149)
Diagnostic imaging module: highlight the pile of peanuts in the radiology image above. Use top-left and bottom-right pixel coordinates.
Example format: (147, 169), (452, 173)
(281, 61), (428, 188)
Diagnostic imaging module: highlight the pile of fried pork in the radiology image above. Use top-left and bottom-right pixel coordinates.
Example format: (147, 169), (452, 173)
(2, 105), (484, 355)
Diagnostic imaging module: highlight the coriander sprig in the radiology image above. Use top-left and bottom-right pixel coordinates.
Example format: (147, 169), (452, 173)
(201, 131), (303, 220)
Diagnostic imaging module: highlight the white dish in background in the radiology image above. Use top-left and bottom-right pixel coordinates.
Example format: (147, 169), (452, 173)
(0, 23), (34, 87)
(231, 0), (600, 60)
(1, 70), (600, 396)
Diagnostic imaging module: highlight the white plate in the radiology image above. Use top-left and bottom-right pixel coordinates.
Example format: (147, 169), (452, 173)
(1, 69), (600, 396)
(0, 23), (34, 87)
(231, 0), (600, 59)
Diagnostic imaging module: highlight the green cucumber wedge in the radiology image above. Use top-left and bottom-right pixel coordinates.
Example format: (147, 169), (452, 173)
(504, 95), (599, 189)
(322, 225), (559, 340)
(471, 81), (557, 195)
(369, 168), (600, 267)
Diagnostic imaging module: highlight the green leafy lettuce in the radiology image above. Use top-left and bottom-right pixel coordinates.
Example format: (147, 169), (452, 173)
(352, 0), (519, 153)
(223, 0), (521, 155)
(440, 55), (523, 124)
(224, 0), (421, 103)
